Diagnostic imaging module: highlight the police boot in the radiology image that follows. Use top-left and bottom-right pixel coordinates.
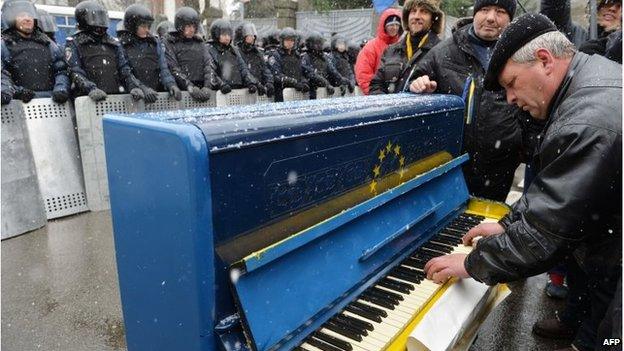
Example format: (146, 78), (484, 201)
(532, 318), (576, 339)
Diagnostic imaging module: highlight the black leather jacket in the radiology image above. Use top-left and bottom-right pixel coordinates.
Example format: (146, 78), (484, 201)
(466, 53), (623, 285)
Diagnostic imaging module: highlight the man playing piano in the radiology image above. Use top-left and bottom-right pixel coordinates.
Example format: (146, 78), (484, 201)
(424, 14), (622, 351)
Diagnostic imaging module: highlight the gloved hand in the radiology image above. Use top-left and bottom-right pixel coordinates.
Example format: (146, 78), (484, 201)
(168, 85), (182, 101)
(265, 83), (274, 97)
(248, 83), (257, 94)
(130, 88), (144, 101)
(140, 86), (158, 103)
(188, 85), (204, 101)
(300, 82), (310, 93)
(339, 85), (347, 96)
(347, 81), (355, 93)
(220, 84), (232, 94)
(1, 91), (11, 105)
(52, 89), (69, 103)
(15, 88), (35, 103)
(200, 87), (212, 101)
(256, 84), (266, 96)
(326, 85), (335, 95)
(294, 82), (305, 92)
(88, 88), (107, 102)
(282, 77), (297, 88)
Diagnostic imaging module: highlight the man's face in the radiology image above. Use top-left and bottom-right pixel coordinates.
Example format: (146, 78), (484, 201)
(219, 33), (231, 45)
(136, 24), (150, 38)
(283, 38), (295, 50)
(473, 6), (511, 41)
(499, 59), (552, 119)
(408, 7), (433, 35)
(385, 23), (400, 37)
(15, 13), (34, 35)
(183, 24), (196, 38)
(598, 1), (622, 31)
(244, 35), (255, 45)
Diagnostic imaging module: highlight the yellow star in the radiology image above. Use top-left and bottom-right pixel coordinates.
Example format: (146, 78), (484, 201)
(399, 156), (405, 167)
(378, 149), (386, 162)
(373, 164), (381, 177)
(399, 168), (405, 179)
(394, 145), (401, 156)
(369, 180), (377, 193)
(386, 141), (393, 153)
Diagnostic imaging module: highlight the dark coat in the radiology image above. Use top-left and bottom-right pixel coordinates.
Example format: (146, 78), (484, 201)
(268, 47), (310, 87)
(237, 43), (274, 87)
(540, 0), (588, 47)
(163, 33), (219, 90)
(65, 31), (141, 95)
(466, 53), (622, 285)
(369, 30), (440, 94)
(1, 28), (70, 97)
(411, 21), (525, 201)
(206, 41), (257, 89)
(118, 32), (176, 91)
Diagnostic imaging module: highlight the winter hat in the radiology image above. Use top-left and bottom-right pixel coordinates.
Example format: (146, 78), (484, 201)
(402, 0), (445, 35)
(385, 15), (401, 27)
(484, 13), (557, 91)
(473, 0), (517, 19)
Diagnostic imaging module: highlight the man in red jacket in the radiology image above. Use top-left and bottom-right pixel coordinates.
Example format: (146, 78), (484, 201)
(355, 8), (402, 94)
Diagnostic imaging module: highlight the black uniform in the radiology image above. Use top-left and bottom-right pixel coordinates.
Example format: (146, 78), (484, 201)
(121, 4), (180, 102)
(65, 1), (142, 101)
(330, 35), (355, 93)
(1, 0), (69, 104)
(235, 22), (274, 97)
(268, 27), (310, 102)
(206, 19), (257, 93)
(301, 32), (347, 98)
(163, 7), (217, 102)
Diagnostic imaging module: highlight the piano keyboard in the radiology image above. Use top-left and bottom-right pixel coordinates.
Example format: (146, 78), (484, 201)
(297, 213), (487, 351)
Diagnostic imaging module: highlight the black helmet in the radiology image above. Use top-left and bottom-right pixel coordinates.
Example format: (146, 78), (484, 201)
(234, 22), (257, 45)
(306, 31), (324, 53)
(209, 19), (233, 43)
(75, 0), (109, 30)
(174, 7), (199, 33)
(156, 20), (173, 36)
(264, 29), (280, 48)
(279, 27), (297, 42)
(115, 20), (127, 36)
(1, 0), (39, 31)
(36, 8), (56, 34)
(124, 4), (153, 35)
(331, 34), (347, 51)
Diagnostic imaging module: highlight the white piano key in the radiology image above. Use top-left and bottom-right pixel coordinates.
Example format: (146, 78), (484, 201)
(300, 342), (324, 351)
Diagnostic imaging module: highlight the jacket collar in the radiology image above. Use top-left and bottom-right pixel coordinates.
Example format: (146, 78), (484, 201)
(74, 30), (119, 46)
(118, 32), (157, 46)
(546, 52), (586, 122)
(2, 28), (50, 45)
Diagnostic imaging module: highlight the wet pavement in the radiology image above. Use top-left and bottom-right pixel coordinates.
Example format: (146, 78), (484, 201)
(2, 165), (574, 351)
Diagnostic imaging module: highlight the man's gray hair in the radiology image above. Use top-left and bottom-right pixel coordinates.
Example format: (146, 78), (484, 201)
(510, 31), (577, 63)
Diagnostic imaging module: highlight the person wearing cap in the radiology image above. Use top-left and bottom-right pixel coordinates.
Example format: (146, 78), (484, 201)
(65, 0), (145, 102)
(370, 0), (444, 95)
(409, 0), (525, 203)
(424, 13), (621, 351)
(1, 0), (70, 105)
(354, 8), (402, 95)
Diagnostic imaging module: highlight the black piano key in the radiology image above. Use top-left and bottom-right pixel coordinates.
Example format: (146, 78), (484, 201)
(439, 228), (464, 237)
(459, 213), (485, 221)
(344, 304), (384, 323)
(325, 321), (363, 342)
(453, 218), (479, 227)
(402, 258), (425, 270)
(423, 242), (453, 253)
(360, 291), (397, 309)
(336, 313), (374, 331)
(307, 336), (346, 351)
(396, 266), (425, 278)
(331, 317), (368, 337)
(378, 278), (412, 293)
(449, 223), (472, 231)
(389, 269), (421, 284)
(350, 300), (388, 318)
(429, 239), (458, 250)
(295, 347), (309, 351)
(313, 331), (353, 351)
(432, 234), (461, 245)
(369, 286), (404, 301)
(416, 248), (444, 258)
(412, 249), (438, 259)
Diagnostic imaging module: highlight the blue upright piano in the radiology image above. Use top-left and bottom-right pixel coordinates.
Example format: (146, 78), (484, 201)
(103, 94), (509, 351)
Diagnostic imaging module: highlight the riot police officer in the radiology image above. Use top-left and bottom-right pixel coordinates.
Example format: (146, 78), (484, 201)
(235, 22), (274, 98)
(206, 19), (258, 95)
(36, 8), (57, 42)
(268, 27), (310, 102)
(262, 29), (280, 59)
(65, 0), (144, 102)
(156, 20), (173, 39)
(302, 31), (349, 98)
(1, 0), (70, 104)
(120, 4), (181, 103)
(163, 7), (216, 102)
(330, 34), (355, 94)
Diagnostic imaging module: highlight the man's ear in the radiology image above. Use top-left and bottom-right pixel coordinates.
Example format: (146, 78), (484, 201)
(535, 48), (555, 75)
